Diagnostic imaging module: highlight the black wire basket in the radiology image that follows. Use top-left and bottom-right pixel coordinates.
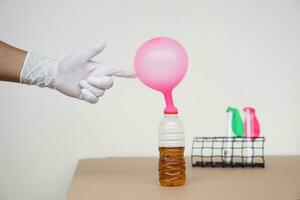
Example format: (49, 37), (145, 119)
(191, 136), (265, 168)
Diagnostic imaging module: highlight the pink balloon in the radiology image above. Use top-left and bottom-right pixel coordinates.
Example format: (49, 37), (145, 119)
(134, 37), (188, 114)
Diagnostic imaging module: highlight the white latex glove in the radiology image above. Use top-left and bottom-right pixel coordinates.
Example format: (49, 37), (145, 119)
(20, 44), (135, 103)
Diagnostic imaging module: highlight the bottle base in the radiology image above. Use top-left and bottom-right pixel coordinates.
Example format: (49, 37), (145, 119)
(159, 147), (186, 187)
(159, 179), (185, 187)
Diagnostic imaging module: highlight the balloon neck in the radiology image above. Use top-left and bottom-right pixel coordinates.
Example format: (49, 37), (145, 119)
(163, 90), (178, 114)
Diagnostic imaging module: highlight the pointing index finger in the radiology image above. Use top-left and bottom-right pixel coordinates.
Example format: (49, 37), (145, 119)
(103, 65), (136, 78)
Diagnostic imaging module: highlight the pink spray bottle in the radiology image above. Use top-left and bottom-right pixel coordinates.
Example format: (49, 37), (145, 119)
(243, 107), (260, 164)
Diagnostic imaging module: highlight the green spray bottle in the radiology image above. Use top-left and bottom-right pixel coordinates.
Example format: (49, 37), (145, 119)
(227, 107), (244, 137)
(224, 107), (244, 163)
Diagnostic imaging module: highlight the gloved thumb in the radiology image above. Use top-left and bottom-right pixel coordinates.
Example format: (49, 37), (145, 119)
(81, 43), (106, 61)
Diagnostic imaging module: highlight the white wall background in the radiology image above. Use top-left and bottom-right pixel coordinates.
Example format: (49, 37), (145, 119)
(0, 0), (299, 199)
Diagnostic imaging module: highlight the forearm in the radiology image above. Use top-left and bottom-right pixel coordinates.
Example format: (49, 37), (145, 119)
(0, 41), (27, 82)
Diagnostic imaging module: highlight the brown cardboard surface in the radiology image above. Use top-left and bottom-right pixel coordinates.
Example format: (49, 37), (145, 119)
(67, 156), (300, 200)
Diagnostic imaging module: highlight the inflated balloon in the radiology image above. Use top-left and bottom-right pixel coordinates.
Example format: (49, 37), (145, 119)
(134, 37), (188, 114)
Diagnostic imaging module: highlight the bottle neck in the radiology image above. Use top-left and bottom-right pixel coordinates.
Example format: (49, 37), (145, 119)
(164, 113), (178, 118)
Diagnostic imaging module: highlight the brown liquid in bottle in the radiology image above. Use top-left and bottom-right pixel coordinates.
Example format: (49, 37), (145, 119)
(159, 147), (186, 186)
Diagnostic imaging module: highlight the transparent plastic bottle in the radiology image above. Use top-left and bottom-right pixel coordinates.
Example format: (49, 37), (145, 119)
(158, 114), (186, 186)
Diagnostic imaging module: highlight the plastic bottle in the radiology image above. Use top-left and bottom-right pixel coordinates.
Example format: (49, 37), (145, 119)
(243, 107), (260, 164)
(158, 114), (186, 186)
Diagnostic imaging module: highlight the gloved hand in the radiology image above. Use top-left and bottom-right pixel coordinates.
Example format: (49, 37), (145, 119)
(20, 43), (135, 103)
